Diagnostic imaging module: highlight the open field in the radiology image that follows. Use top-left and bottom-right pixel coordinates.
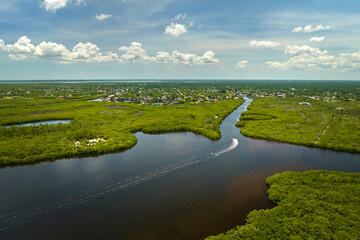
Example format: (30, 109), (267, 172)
(236, 97), (360, 153)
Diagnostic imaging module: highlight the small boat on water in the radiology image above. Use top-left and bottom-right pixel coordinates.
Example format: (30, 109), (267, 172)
(233, 137), (237, 140)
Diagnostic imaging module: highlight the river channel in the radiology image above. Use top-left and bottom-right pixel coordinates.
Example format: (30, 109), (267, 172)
(0, 97), (359, 240)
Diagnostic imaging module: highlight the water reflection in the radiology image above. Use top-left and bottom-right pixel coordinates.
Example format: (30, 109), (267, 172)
(4, 120), (71, 128)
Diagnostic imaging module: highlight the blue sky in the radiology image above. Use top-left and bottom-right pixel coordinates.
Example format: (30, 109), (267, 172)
(1, 0), (360, 80)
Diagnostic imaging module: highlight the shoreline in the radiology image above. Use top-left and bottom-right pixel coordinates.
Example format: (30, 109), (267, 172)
(239, 129), (360, 155)
(0, 100), (244, 167)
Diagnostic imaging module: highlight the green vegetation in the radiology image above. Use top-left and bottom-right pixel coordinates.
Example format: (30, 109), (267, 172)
(206, 170), (360, 240)
(0, 96), (243, 165)
(236, 97), (360, 153)
(1, 80), (359, 164)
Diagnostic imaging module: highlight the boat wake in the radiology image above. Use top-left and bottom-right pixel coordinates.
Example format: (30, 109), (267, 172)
(0, 155), (211, 231)
(211, 137), (238, 158)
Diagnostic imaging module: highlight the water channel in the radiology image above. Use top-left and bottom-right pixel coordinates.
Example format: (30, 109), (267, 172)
(4, 120), (72, 128)
(0, 97), (359, 240)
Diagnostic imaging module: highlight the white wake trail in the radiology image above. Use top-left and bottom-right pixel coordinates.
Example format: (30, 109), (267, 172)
(212, 138), (239, 157)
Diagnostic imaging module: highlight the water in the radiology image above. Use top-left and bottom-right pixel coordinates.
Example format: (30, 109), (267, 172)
(0, 97), (359, 240)
(88, 97), (104, 102)
(4, 120), (71, 128)
(211, 137), (238, 157)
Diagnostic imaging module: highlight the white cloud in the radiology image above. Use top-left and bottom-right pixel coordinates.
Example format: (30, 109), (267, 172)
(165, 23), (187, 37)
(249, 40), (280, 49)
(40, 0), (85, 12)
(236, 60), (248, 69)
(0, 36), (219, 66)
(96, 14), (112, 21)
(6, 36), (35, 54)
(310, 36), (325, 42)
(174, 13), (186, 20)
(118, 42), (154, 63)
(66, 42), (118, 63)
(8, 54), (29, 61)
(266, 44), (360, 71)
(0, 36), (116, 63)
(292, 24), (332, 33)
(155, 51), (173, 63)
(70, 42), (100, 61)
(291, 26), (303, 33)
(198, 51), (219, 64)
(265, 61), (287, 70)
(5, 36), (35, 60)
(284, 45), (327, 56)
(0, 39), (5, 50)
(270, 45), (335, 70)
(337, 51), (360, 71)
(118, 42), (219, 65)
(170, 50), (219, 65)
(34, 41), (69, 57)
(41, 0), (70, 11)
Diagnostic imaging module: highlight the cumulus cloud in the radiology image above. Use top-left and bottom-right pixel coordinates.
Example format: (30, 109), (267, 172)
(0, 36), (117, 63)
(66, 42), (118, 63)
(96, 14), (112, 21)
(249, 40), (280, 49)
(5, 36), (35, 60)
(70, 42), (100, 60)
(41, 0), (85, 12)
(284, 45), (327, 56)
(267, 45), (334, 70)
(170, 50), (219, 65)
(118, 42), (154, 63)
(41, 0), (69, 11)
(292, 25), (332, 33)
(337, 51), (360, 71)
(236, 60), (248, 69)
(0, 36), (219, 66)
(34, 41), (69, 57)
(155, 51), (173, 63)
(266, 44), (360, 71)
(118, 42), (219, 65)
(310, 36), (325, 42)
(165, 23), (187, 37)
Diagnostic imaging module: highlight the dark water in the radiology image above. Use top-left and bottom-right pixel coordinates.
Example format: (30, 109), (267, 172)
(0, 97), (359, 240)
(4, 120), (71, 128)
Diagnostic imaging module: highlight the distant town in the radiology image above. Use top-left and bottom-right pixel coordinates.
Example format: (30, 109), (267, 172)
(1, 81), (358, 103)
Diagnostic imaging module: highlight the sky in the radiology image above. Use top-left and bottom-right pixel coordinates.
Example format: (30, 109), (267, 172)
(1, 0), (360, 80)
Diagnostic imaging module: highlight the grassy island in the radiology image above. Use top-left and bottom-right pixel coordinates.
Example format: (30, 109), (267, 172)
(236, 97), (360, 153)
(0, 97), (244, 165)
(206, 170), (360, 240)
